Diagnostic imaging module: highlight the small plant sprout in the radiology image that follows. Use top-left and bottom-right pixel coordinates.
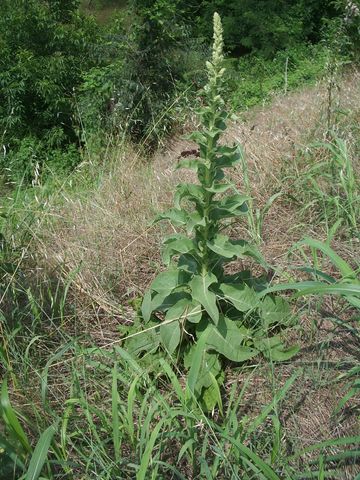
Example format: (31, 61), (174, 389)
(128, 13), (299, 411)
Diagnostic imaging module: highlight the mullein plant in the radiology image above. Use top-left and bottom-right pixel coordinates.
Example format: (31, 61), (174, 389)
(127, 13), (298, 410)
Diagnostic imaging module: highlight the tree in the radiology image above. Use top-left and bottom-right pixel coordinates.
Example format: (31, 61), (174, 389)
(0, 0), (98, 179)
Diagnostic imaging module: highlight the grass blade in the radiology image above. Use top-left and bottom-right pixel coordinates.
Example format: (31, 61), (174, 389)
(25, 423), (57, 480)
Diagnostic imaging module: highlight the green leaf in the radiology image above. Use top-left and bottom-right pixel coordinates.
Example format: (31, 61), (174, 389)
(164, 297), (203, 324)
(259, 296), (292, 329)
(151, 269), (186, 294)
(210, 194), (249, 219)
(216, 146), (243, 168)
(155, 208), (188, 226)
(141, 290), (152, 322)
(136, 419), (166, 480)
(160, 320), (181, 354)
(174, 183), (204, 209)
(197, 317), (257, 362)
(204, 182), (233, 193)
(151, 292), (191, 312)
(186, 329), (210, 396)
(220, 283), (259, 312)
(190, 273), (219, 324)
(126, 321), (160, 356)
(186, 212), (206, 234)
(295, 238), (356, 279)
(162, 235), (195, 265)
(176, 158), (201, 171)
(177, 254), (199, 274)
(25, 423), (57, 480)
(208, 235), (267, 266)
(256, 336), (300, 362)
(202, 372), (223, 414)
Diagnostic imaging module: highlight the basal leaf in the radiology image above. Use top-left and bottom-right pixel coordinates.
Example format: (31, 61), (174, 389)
(259, 296), (292, 329)
(190, 273), (219, 324)
(151, 268), (185, 294)
(160, 320), (181, 354)
(141, 289), (152, 323)
(165, 298), (202, 324)
(197, 317), (257, 362)
(220, 283), (259, 312)
(151, 292), (191, 312)
(254, 336), (299, 361)
(201, 372), (223, 414)
(126, 321), (160, 356)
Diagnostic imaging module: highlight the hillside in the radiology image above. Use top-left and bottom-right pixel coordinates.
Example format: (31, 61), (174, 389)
(1, 70), (357, 478)
(1, 4), (360, 478)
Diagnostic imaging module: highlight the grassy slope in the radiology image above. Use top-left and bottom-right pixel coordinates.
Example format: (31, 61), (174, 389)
(1, 71), (360, 478)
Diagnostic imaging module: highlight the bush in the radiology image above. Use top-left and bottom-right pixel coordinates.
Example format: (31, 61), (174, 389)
(0, 0), (98, 181)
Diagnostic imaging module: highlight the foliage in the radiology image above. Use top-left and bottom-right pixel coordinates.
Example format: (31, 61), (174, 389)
(230, 44), (328, 111)
(126, 14), (298, 411)
(189, 0), (337, 57)
(0, 0), (98, 181)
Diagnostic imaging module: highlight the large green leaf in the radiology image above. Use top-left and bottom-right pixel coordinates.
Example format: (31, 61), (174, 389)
(201, 372), (223, 414)
(220, 283), (259, 312)
(210, 194), (249, 219)
(151, 292), (191, 313)
(162, 235), (196, 265)
(174, 183), (205, 209)
(126, 321), (160, 356)
(208, 234), (266, 266)
(164, 298), (202, 324)
(160, 321), (181, 354)
(151, 268), (187, 294)
(216, 145), (243, 168)
(145, 269), (190, 319)
(141, 290), (153, 322)
(155, 208), (188, 226)
(259, 296), (292, 329)
(197, 317), (257, 362)
(190, 273), (219, 323)
(254, 336), (299, 361)
(185, 348), (221, 389)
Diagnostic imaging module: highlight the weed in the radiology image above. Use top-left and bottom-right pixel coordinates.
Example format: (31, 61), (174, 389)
(125, 13), (298, 412)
